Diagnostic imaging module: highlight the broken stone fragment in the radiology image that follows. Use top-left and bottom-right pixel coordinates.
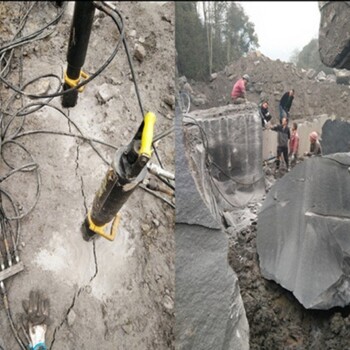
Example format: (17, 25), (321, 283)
(96, 83), (119, 104)
(134, 43), (146, 62)
(306, 68), (316, 79)
(316, 71), (326, 81)
(129, 29), (136, 38)
(334, 68), (350, 85)
(163, 94), (175, 109)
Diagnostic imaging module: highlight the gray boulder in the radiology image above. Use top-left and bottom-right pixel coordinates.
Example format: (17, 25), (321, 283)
(184, 102), (265, 212)
(257, 153), (350, 309)
(175, 110), (249, 350)
(316, 71), (327, 82)
(334, 68), (350, 85)
(321, 119), (350, 155)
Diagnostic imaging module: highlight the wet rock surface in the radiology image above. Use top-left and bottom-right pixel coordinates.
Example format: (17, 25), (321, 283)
(175, 112), (249, 350)
(175, 112), (221, 229)
(257, 154), (350, 309)
(183, 103), (265, 212)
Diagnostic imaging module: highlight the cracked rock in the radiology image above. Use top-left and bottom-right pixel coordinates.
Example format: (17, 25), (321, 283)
(257, 153), (350, 309)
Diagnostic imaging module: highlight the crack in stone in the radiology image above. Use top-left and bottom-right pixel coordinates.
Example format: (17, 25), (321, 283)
(49, 288), (83, 349)
(48, 113), (99, 349)
(73, 127), (98, 284)
(90, 240), (99, 282)
(75, 145), (88, 214)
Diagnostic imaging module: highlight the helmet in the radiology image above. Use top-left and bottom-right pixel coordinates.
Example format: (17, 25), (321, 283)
(242, 74), (250, 82)
(309, 131), (318, 141)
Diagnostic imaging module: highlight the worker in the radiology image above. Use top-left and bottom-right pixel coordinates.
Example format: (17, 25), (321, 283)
(269, 117), (291, 173)
(259, 100), (272, 128)
(289, 122), (299, 167)
(231, 74), (250, 104)
(279, 89), (294, 123)
(304, 131), (322, 157)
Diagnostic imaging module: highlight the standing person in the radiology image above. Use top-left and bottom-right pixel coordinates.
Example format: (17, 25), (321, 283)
(269, 117), (291, 173)
(279, 89), (294, 123)
(259, 100), (272, 128)
(231, 74), (250, 104)
(289, 122), (299, 167)
(304, 131), (322, 157)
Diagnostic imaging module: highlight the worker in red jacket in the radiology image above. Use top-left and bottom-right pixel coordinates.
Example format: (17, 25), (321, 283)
(231, 74), (250, 104)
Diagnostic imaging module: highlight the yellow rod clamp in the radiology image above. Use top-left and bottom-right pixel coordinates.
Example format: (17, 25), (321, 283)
(64, 70), (89, 92)
(87, 211), (121, 241)
(139, 112), (156, 159)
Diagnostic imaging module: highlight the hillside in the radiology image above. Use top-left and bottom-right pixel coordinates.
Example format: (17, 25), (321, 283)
(186, 51), (350, 123)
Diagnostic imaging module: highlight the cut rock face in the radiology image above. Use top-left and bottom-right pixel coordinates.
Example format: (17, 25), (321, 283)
(183, 102), (265, 213)
(257, 153), (350, 309)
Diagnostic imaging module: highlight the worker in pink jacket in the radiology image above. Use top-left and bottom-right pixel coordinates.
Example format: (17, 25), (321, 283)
(289, 122), (299, 167)
(231, 74), (250, 104)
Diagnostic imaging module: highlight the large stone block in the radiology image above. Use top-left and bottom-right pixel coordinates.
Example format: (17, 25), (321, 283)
(175, 109), (249, 349)
(183, 102), (265, 212)
(257, 153), (350, 309)
(321, 119), (350, 155)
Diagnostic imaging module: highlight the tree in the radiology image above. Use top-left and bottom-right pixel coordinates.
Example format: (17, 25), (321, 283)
(295, 38), (333, 74)
(224, 3), (259, 63)
(202, 1), (213, 76)
(176, 1), (259, 80)
(176, 2), (208, 80)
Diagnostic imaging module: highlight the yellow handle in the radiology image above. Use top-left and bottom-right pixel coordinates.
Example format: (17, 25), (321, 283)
(139, 112), (156, 158)
(64, 70), (89, 92)
(87, 211), (121, 241)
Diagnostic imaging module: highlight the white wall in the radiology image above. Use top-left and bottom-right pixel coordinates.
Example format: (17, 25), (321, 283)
(262, 115), (330, 160)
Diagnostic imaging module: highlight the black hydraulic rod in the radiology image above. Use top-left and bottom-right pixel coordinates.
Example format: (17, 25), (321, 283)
(62, 1), (96, 107)
(82, 147), (147, 241)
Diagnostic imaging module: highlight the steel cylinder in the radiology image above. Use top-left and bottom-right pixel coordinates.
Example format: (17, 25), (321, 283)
(90, 147), (147, 226)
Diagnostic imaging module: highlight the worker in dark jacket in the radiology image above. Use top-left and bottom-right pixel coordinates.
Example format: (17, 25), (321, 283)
(279, 89), (294, 123)
(269, 117), (291, 172)
(259, 100), (272, 128)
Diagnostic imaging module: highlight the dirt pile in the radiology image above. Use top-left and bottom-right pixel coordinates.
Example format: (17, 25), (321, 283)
(187, 51), (350, 123)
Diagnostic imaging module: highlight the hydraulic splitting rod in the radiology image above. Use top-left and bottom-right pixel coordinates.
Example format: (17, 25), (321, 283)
(81, 112), (157, 241)
(62, 1), (95, 107)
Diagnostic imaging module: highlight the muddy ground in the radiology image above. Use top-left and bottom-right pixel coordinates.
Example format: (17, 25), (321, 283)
(0, 2), (175, 349)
